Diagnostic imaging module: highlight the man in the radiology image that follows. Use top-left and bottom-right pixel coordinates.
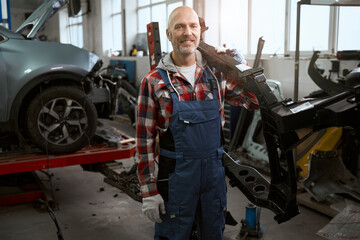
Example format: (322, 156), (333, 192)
(136, 6), (258, 240)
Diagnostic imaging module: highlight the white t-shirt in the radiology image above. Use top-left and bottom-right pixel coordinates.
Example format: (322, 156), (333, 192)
(176, 63), (197, 87)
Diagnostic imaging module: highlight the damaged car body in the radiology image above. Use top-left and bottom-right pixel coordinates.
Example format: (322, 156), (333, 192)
(0, 0), (113, 154)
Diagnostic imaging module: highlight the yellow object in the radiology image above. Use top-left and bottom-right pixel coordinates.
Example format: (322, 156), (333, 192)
(295, 127), (342, 179)
(132, 49), (138, 56)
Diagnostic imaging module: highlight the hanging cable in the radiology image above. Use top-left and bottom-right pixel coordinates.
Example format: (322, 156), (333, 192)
(39, 199), (64, 240)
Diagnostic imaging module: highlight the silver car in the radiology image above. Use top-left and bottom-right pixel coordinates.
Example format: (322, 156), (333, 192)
(0, 0), (103, 154)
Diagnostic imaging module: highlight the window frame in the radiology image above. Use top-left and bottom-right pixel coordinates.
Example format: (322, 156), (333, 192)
(286, 1), (337, 57)
(63, 10), (84, 49)
(203, 0), (359, 58)
(110, 0), (124, 53)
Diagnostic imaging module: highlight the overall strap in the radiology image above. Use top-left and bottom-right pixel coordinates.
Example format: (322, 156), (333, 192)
(157, 68), (179, 101)
(203, 67), (219, 99)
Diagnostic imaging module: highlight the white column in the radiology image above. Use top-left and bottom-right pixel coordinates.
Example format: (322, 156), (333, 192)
(0, 0), (9, 29)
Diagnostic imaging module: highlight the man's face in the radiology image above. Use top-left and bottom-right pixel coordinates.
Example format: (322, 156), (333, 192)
(167, 8), (201, 54)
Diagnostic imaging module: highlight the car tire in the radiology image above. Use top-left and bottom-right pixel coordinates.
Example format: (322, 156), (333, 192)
(27, 86), (97, 154)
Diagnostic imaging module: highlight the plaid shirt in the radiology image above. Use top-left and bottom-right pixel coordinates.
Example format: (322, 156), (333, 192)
(136, 52), (259, 198)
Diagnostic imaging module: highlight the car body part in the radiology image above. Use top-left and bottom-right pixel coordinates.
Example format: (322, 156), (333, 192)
(198, 40), (360, 224)
(241, 80), (284, 163)
(0, 23), (100, 126)
(303, 150), (360, 202)
(223, 149), (298, 224)
(228, 36), (265, 151)
(308, 51), (352, 96)
(346, 67), (360, 87)
(16, 0), (67, 39)
(95, 119), (124, 145)
(94, 64), (138, 124)
(253, 37), (265, 69)
(82, 160), (142, 203)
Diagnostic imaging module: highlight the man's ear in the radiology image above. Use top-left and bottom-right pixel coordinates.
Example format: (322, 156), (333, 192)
(166, 29), (171, 41)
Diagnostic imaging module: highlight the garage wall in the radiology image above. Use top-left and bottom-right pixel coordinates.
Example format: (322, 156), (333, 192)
(9, 8), (29, 32)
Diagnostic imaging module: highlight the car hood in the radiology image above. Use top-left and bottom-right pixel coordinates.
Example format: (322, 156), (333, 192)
(15, 0), (67, 39)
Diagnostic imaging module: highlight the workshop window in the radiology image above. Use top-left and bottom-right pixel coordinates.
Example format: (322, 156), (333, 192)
(138, 7), (151, 34)
(251, 0), (286, 55)
(138, 0), (150, 7)
(337, 6), (360, 51)
(289, 1), (330, 52)
(59, 8), (84, 49)
(204, 0), (220, 49)
(219, 0), (248, 54)
(204, 0), (360, 57)
(151, 3), (167, 53)
(111, 0), (123, 52)
(136, 0), (193, 53)
(68, 13), (84, 49)
(102, 0), (123, 56)
(204, 0), (286, 56)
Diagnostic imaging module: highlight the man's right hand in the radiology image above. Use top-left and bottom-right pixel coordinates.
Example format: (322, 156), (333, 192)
(142, 194), (166, 223)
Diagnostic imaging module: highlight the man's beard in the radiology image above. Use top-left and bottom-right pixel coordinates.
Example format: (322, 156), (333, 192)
(173, 45), (197, 54)
(170, 32), (198, 54)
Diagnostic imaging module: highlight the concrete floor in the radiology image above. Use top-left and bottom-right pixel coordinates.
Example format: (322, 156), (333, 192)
(0, 118), (332, 240)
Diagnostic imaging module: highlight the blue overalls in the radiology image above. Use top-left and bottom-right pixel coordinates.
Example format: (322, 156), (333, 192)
(155, 68), (227, 240)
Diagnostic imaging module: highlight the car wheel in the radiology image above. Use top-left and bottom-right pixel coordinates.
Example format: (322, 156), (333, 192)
(27, 86), (97, 154)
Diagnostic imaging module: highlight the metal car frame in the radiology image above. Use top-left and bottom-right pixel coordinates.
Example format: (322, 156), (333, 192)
(198, 41), (359, 223)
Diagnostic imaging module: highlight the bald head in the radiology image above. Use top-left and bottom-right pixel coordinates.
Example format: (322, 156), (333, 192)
(166, 6), (201, 57)
(167, 6), (200, 30)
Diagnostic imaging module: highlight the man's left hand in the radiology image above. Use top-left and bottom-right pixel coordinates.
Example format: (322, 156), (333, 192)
(215, 47), (247, 64)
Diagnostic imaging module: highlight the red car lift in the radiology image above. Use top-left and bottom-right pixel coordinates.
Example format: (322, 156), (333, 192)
(0, 142), (135, 176)
(0, 137), (136, 206)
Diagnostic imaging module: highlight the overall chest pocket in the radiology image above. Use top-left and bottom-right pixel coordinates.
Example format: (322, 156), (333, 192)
(178, 109), (219, 125)
(175, 108), (221, 152)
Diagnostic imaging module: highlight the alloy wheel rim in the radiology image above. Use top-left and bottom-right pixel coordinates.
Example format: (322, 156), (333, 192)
(37, 97), (88, 145)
